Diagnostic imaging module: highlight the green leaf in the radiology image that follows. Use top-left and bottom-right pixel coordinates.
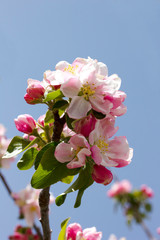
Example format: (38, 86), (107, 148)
(52, 100), (68, 109)
(43, 89), (63, 102)
(55, 163), (94, 207)
(58, 217), (71, 240)
(65, 113), (75, 130)
(61, 176), (74, 184)
(92, 109), (106, 119)
(31, 145), (80, 189)
(17, 147), (38, 170)
(3, 136), (30, 158)
(34, 142), (55, 170)
(44, 110), (54, 125)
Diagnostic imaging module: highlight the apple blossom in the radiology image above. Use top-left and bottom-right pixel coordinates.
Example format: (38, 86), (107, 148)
(9, 225), (40, 240)
(140, 184), (154, 198)
(14, 114), (36, 134)
(55, 134), (91, 169)
(107, 180), (132, 197)
(91, 165), (113, 185)
(66, 223), (102, 240)
(12, 185), (54, 227)
(89, 117), (133, 167)
(24, 79), (45, 104)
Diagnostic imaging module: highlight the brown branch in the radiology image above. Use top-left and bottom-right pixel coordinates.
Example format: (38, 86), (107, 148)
(52, 111), (66, 142)
(141, 221), (157, 240)
(39, 187), (51, 240)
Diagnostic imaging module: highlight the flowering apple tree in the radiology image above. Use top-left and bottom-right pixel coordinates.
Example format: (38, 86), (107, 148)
(3, 57), (133, 239)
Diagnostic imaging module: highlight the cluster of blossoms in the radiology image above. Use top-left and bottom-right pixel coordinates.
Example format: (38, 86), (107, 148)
(66, 223), (102, 240)
(65, 223), (126, 240)
(12, 57), (133, 190)
(107, 180), (154, 225)
(9, 225), (40, 240)
(12, 185), (54, 226)
(0, 124), (15, 168)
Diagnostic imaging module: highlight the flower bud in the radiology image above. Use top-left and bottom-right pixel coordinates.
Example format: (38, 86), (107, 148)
(140, 184), (154, 198)
(66, 223), (83, 240)
(74, 114), (96, 138)
(92, 165), (113, 185)
(14, 114), (36, 134)
(24, 79), (45, 104)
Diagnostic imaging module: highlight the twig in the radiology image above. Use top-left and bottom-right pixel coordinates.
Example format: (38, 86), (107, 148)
(141, 221), (156, 240)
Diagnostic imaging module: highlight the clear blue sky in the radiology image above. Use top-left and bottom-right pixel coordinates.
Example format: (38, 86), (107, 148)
(0, 0), (160, 239)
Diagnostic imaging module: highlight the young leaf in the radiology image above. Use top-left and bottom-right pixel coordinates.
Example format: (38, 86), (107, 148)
(3, 136), (30, 158)
(17, 148), (38, 170)
(61, 176), (74, 184)
(65, 113), (75, 130)
(43, 89), (63, 102)
(34, 142), (55, 170)
(55, 163), (94, 207)
(52, 100), (68, 110)
(44, 110), (54, 125)
(58, 217), (71, 240)
(31, 145), (80, 189)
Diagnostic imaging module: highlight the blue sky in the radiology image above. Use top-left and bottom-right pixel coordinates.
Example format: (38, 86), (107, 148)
(0, 0), (160, 239)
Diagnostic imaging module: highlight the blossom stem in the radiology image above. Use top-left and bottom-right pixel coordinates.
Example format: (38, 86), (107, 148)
(0, 170), (43, 239)
(39, 110), (66, 240)
(39, 187), (51, 240)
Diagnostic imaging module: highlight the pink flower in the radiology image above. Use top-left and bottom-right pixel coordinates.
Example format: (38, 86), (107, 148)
(9, 225), (40, 240)
(157, 227), (160, 235)
(62, 124), (75, 137)
(57, 57), (121, 119)
(140, 185), (154, 198)
(91, 165), (113, 185)
(89, 117), (133, 167)
(0, 124), (6, 137)
(66, 223), (83, 240)
(55, 134), (91, 169)
(14, 114), (36, 134)
(66, 223), (102, 240)
(74, 114), (97, 138)
(107, 180), (132, 197)
(24, 79), (45, 104)
(12, 185), (54, 227)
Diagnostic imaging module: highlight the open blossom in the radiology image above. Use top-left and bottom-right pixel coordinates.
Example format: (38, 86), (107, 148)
(9, 225), (40, 240)
(12, 185), (54, 227)
(60, 58), (121, 119)
(66, 223), (102, 240)
(14, 114), (36, 134)
(107, 180), (132, 197)
(89, 117), (133, 167)
(24, 79), (45, 104)
(0, 124), (15, 168)
(140, 184), (154, 198)
(91, 165), (113, 185)
(55, 134), (91, 169)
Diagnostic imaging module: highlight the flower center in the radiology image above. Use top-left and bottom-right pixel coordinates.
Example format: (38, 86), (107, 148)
(96, 137), (108, 153)
(81, 84), (95, 100)
(64, 65), (78, 75)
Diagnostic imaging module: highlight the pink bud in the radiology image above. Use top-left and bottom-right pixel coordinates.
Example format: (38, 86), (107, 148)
(66, 223), (83, 240)
(14, 114), (36, 134)
(74, 114), (96, 138)
(37, 115), (45, 127)
(141, 184), (154, 198)
(92, 165), (113, 185)
(24, 79), (45, 104)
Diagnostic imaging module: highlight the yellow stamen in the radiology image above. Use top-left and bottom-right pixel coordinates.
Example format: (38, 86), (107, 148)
(96, 138), (108, 153)
(64, 65), (78, 75)
(81, 85), (96, 100)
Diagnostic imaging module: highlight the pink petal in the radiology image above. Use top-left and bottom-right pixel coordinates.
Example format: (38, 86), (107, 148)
(55, 142), (74, 163)
(91, 145), (102, 165)
(60, 77), (81, 98)
(67, 96), (92, 119)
